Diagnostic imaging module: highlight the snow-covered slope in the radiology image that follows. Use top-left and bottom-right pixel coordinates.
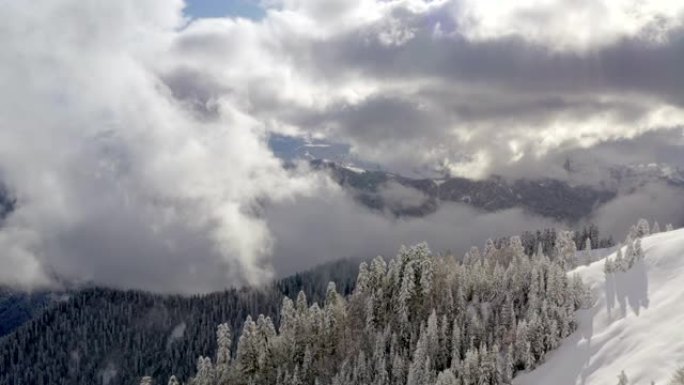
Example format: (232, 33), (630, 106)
(515, 229), (684, 385)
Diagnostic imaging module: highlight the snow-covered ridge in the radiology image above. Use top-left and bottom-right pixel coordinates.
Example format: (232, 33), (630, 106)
(516, 229), (684, 385)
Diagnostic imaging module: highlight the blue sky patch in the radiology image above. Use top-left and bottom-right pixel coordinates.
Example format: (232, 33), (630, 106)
(184, 0), (266, 20)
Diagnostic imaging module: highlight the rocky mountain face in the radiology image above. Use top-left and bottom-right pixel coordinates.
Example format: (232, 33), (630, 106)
(0, 186), (13, 222)
(313, 160), (618, 222)
(606, 163), (684, 191)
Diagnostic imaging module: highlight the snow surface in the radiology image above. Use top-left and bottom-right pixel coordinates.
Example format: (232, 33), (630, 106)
(515, 229), (684, 385)
(344, 165), (366, 174)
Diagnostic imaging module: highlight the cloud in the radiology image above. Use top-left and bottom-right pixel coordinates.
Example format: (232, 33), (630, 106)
(0, 0), (319, 292)
(593, 182), (684, 240)
(377, 181), (430, 212)
(265, 183), (560, 278)
(454, 0), (684, 50)
(1, 0), (683, 292)
(159, 0), (684, 179)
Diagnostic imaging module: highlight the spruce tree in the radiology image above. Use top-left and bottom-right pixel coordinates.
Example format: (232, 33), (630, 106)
(435, 369), (457, 385)
(584, 237), (592, 265)
(652, 221), (661, 233)
(636, 219), (650, 238)
(617, 370), (628, 385)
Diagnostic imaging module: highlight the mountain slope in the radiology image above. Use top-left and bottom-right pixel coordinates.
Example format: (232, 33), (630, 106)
(0, 289), (62, 338)
(315, 160), (616, 221)
(515, 229), (684, 385)
(0, 259), (359, 385)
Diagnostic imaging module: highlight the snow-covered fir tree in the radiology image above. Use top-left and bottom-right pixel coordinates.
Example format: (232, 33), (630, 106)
(583, 238), (592, 266)
(616, 370), (628, 385)
(636, 219), (650, 238)
(554, 230), (577, 269)
(603, 219), (652, 275)
(177, 231), (588, 385)
(652, 221), (661, 234)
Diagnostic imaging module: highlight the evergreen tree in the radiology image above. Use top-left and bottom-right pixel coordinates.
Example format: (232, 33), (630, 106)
(554, 230), (577, 269)
(625, 241), (636, 269)
(192, 357), (215, 385)
(604, 257), (614, 275)
(636, 219), (650, 238)
(450, 321), (462, 368)
(617, 370), (628, 385)
(461, 346), (479, 385)
(669, 366), (684, 385)
(483, 238), (497, 260)
(391, 352), (405, 385)
(652, 221), (661, 234)
(215, 323), (232, 383)
(509, 236), (525, 259)
(634, 239), (644, 260)
(514, 321), (529, 369)
(407, 326), (429, 385)
(435, 370), (457, 385)
(235, 316), (261, 382)
(501, 345), (514, 384)
(615, 246), (625, 272)
(584, 237), (592, 265)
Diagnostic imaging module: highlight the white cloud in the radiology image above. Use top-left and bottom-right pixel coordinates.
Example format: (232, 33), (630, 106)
(456, 0), (684, 51)
(0, 0), (320, 292)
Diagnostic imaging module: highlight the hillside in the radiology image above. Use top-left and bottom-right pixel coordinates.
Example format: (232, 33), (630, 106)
(0, 289), (61, 338)
(0, 259), (359, 385)
(515, 229), (684, 385)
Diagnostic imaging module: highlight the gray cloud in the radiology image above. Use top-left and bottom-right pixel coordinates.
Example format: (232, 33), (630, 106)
(2, 0), (684, 292)
(377, 181), (430, 212)
(593, 182), (684, 240)
(160, 0), (684, 178)
(265, 185), (560, 278)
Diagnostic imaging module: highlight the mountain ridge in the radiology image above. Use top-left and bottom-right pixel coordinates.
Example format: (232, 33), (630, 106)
(313, 160), (618, 221)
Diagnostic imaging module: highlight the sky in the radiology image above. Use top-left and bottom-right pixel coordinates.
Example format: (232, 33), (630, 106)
(1, 0), (684, 293)
(184, 0), (265, 20)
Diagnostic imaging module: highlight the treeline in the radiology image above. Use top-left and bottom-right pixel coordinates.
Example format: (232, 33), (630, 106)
(179, 235), (590, 385)
(493, 224), (614, 259)
(275, 259), (359, 304)
(604, 218), (670, 274)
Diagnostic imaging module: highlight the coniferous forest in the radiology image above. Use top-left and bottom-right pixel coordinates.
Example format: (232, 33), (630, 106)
(0, 260), (359, 385)
(182, 233), (590, 385)
(0, 226), (603, 385)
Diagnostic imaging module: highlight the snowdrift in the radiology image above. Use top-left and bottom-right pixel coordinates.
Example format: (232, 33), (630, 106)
(515, 228), (684, 385)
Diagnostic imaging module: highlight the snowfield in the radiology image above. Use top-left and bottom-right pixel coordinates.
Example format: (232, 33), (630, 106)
(515, 228), (684, 385)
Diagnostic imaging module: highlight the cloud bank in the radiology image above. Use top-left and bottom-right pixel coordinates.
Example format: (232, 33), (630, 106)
(0, 0), (683, 292)
(163, 0), (684, 178)
(0, 1), (319, 291)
